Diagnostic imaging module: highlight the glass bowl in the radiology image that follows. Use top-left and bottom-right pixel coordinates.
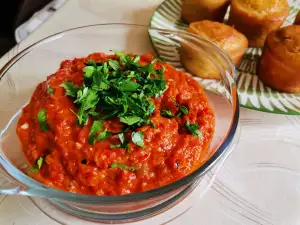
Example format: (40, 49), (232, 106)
(0, 24), (239, 223)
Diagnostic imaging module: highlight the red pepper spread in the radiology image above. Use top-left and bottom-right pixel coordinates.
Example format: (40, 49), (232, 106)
(17, 53), (214, 196)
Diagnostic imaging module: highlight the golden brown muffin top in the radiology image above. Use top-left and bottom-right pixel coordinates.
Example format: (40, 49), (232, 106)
(266, 25), (300, 68)
(187, 20), (248, 52)
(231, 0), (289, 19)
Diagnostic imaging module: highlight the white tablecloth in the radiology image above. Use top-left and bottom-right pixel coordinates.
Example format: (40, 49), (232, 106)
(1, 1), (300, 224)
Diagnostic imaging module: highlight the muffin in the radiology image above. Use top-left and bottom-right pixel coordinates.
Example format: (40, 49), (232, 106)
(181, 0), (230, 23)
(258, 25), (300, 93)
(294, 11), (300, 25)
(180, 20), (248, 80)
(228, 0), (289, 47)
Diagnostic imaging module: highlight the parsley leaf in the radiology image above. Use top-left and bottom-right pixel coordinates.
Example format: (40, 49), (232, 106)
(171, 97), (189, 116)
(113, 51), (131, 66)
(110, 144), (122, 149)
(108, 60), (120, 71)
(132, 131), (144, 147)
(97, 129), (112, 141)
(88, 120), (104, 145)
(118, 133), (125, 144)
(88, 111), (100, 116)
(118, 80), (139, 92)
(185, 121), (202, 137)
(37, 109), (47, 123)
(110, 133), (129, 150)
(30, 156), (44, 172)
(115, 51), (125, 57)
(39, 123), (50, 132)
(83, 66), (95, 79)
(132, 56), (140, 64)
(179, 106), (189, 115)
(76, 89), (99, 125)
(161, 109), (174, 118)
(61, 81), (79, 98)
(37, 108), (49, 132)
(175, 112), (182, 118)
(110, 162), (136, 171)
(120, 116), (141, 126)
(36, 157), (44, 168)
(47, 85), (54, 94)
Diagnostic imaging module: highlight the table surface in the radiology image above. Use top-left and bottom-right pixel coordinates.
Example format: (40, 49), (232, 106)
(1, 0), (300, 224)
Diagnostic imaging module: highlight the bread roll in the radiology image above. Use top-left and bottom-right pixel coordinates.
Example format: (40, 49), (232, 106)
(181, 20), (248, 80)
(258, 25), (300, 93)
(228, 0), (289, 47)
(294, 11), (300, 25)
(181, 0), (230, 23)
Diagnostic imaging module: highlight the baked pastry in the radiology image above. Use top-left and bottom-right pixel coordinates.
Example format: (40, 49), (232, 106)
(258, 25), (300, 93)
(228, 0), (289, 47)
(294, 11), (300, 25)
(181, 0), (230, 23)
(180, 20), (248, 80)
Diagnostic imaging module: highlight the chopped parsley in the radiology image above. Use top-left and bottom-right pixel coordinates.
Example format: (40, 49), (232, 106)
(110, 162), (136, 171)
(118, 133), (125, 144)
(60, 81), (79, 98)
(185, 121), (202, 137)
(47, 85), (54, 94)
(61, 54), (167, 128)
(108, 60), (120, 71)
(110, 144), (122, 149)
(160, 109), (174, 118)
(82, 66), (95, 78)
(59, 53), (169, 146)
(97, 129), (112, 141)
(37, 108), (49, 132)
(88, 120), (104, 145)
(172, 97), (189, 115)
(179, 106), (189, 115)
(30, 156), (44, 172)
(132, 131), (145, 147)
(119, 116), (141, 126)
(160, 98), (189, 119)
(110, 133), (129, 150)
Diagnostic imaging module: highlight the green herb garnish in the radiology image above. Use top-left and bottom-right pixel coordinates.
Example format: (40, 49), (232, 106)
(118, 133), (125, 144)
(160, 109), (174, 118)
(30, 156), (44, 172)
(37, 108), (49, 132)
(83, 66), (95, 79)
(120, 116), (141, 126)
(185, 121), (202, 137)
(179, 106), (189, 115)
(132, 131), (145, 147)
(160, 97), (188, 119)
(47, 85), (54, 94)
(61, 54), (167, 130)
(97, 129), (112, 141)
(88, 120), (104, 145)
(110, 144), (122, 149)
(110, 162), (136, 171)
(160, 109), (182, 119)
(74, 88), (99, 125)
(110, 133), (129, 150)
(60, 81), (79, 98)
(108, 60), (120, 71)
(171, 97), (189, 115)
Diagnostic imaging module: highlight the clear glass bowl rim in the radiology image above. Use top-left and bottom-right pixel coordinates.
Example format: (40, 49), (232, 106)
(0, 23), (239, 204)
